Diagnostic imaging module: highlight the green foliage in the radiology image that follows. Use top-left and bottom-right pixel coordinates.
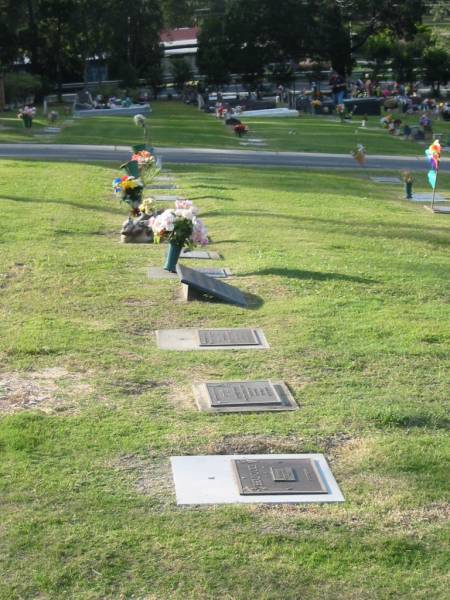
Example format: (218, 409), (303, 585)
(421, 46), (450, 94)
(170, 57), (193, 91)
(4, 72), (42, 104)
(197, 17), (231, 87)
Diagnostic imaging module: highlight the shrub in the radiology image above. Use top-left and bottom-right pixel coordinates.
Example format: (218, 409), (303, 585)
(4, 72), (42, 105)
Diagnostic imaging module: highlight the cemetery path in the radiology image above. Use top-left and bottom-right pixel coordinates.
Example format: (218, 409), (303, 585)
(0, 143), (449, 172)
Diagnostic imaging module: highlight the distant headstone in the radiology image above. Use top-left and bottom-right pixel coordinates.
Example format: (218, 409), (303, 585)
(176, 264), (247, 307)
(193, 380), (298, 413)
(180, 249), (221, 260)
(233, 458), (328, 495)
(370, 176), (401, 184)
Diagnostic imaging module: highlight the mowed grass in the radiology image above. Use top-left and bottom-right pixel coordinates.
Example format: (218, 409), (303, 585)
(3, 100), (449, 157)
(0, 159), (449, 599)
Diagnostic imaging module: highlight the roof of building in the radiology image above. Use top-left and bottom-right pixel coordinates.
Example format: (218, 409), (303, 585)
(160, 28), (199, 44)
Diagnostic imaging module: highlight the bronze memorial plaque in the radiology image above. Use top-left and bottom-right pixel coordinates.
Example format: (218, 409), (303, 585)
(198, 328), (260, 347)
(232, 458), (328, 495)
(206, 381), (282, 407)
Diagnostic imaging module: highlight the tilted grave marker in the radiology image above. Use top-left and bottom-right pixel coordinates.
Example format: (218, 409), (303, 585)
(176, 264), (247, 307)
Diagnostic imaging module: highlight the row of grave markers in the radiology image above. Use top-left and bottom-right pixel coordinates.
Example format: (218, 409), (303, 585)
(147, 170), (345, 506)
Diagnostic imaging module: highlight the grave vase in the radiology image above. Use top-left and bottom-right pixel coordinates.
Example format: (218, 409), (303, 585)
(164, 242), (182, 273)
(405, 181), (413, 199)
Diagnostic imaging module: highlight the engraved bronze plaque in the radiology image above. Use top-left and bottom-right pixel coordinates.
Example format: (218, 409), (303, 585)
(206, 381), (282, 407)
(198, 329), (260, 347)
(233, 459), (328, 495)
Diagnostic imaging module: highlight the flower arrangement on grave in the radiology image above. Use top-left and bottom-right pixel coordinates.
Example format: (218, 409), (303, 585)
(336, 103), (345, 121)
(131, 149), (160, 184)
(311, 99), (322, 114)
(17, 106), (36, 129)
(48, 110), (59, 124)
(112, 175), (144, 215)
(351, 143), (366, 165)
(139, 197), (156, 217)
(148, 200), (209, 272)
(402, 170), (414, 199)
(234, 123), (249, 137)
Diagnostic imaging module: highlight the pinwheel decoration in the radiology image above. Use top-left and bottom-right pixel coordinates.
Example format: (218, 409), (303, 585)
(425, 140), (441, 209)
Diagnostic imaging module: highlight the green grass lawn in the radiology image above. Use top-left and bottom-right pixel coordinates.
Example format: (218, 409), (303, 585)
(3, 101), (449, 157)
(0, 159), (449, 599)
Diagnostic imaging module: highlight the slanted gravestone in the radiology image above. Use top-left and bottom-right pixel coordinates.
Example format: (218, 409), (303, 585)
(176, 264), (247, 306)
(195, 268), (231, 278)
(193, 380), (298, 413)
(148, 267), (231, 280)
(170, 454), (345, 505)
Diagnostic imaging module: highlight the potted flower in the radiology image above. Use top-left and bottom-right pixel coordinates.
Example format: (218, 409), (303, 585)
(17, 106), (36, 129)
(234, 123), (249, 137)
(148, 200), (209, 272)
(352, 143), (366, 165)
(311, 99), (322, 114)
(402, 171), (414, 199)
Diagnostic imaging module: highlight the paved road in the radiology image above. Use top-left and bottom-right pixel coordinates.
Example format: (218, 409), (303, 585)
(0, 143), (449, 172)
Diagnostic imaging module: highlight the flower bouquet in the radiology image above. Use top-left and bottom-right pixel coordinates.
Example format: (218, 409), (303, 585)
(234, 123), (249, 137)
(133, 113), (148, 143)
(17, 106), (36, 129)
(131, 149), (160, 184)
(351, 143), (366, 165)
(148, 199), (209, 272)
(112, 175), (144, 215)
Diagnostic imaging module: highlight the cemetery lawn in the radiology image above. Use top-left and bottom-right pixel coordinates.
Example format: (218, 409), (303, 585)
(1, 159), (449, 599)
(2, 101), (448, 157)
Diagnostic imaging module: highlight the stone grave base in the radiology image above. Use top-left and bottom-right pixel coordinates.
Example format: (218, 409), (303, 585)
(170, 454), (344, 505)
(149, 267), (231, 280)
(424, 205), (450, 214)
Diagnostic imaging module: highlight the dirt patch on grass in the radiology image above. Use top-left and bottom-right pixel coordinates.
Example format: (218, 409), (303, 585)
(0, 262), (29, 289)
(0, 367), (92, 414)
(113, 454), (175, 507)
(205, 434), (307, 455)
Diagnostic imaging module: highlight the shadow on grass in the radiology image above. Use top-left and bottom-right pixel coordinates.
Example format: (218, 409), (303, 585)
(240, 267), (377, 285)
(2, 195), (123, 215)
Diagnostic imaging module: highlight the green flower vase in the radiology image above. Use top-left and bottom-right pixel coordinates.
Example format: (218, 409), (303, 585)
(405, 181), (413, 200)
(164, 243), (182, 273)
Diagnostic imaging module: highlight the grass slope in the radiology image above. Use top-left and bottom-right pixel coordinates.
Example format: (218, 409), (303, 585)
(0, 160), (449, 599)
(2, 101), (449, 156)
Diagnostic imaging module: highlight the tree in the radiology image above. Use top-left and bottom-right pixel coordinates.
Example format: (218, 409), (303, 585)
(364, 32), (393, 79)
(196, 17), (230, 87)
(171, 57), (193, 92)
(145, 62), (164, 98)
(421, 46), (450, 95)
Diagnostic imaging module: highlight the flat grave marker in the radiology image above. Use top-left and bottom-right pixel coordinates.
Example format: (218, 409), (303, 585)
(370, 176), (401, 184)
(146, 184), (177, 190)
(153, 195), (182, 202)
(424, 205), (450, 214)
(193, 380), (298, 413)
(170, 454), (345, 505)
(180, 249), (221, 260)
(176, 264), (247, 307)
(409, 193), (447, 202)
(156, 328), (269, 350)
(195, 267), (231, 278)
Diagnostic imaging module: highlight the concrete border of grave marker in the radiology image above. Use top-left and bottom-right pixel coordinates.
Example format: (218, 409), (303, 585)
(423, 205), (450, 214)
(370, 176), (402, 184)
(156, 328), (270, 350)
(170, 454), (345, 505)
(193, 380), (298, 413)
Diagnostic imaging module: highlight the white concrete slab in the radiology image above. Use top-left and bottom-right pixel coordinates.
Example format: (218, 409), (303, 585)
(409, 193), (447, 202)
(170, 454), (344, 505)
(156, 328), (270, 351)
